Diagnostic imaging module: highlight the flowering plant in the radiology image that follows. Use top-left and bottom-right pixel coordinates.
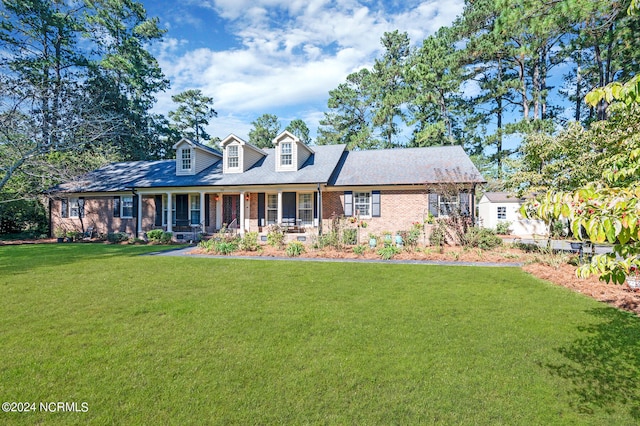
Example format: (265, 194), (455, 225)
(359, 220), (368, 228)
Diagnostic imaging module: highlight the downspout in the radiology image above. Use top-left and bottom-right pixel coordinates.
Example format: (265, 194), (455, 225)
(132, 188), (139, 238)
(317, 183), (323, 236)
(48, 197), (53, 238)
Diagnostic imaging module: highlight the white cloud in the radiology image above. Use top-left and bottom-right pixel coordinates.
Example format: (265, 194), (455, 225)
(154, 0), (465, 140)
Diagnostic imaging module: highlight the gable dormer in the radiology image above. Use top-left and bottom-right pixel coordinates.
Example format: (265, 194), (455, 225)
(221, 134), (267, 174)
(173, 138), (222, 176)
(273, 131), (314, 172)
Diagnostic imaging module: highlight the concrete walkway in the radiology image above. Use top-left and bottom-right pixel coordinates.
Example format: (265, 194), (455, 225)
(145, 245), (523, 267)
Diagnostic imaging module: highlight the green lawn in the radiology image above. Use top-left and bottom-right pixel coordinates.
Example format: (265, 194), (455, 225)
(1, 244), (640, 424)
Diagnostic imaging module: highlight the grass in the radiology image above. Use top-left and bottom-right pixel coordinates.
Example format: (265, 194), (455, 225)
(2, 244), (640, 424)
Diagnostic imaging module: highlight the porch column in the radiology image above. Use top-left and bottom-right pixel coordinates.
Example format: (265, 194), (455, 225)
(277, 191), (283, 225)
(137, 192), (142, 238)
(166, 192), (173, 233)
(239, 191), (245, 235)
(200, 191), (205, 230)
(215, 194), (222, 230)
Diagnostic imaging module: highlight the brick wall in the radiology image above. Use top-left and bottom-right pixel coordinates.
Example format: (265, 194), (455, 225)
(322, 189), (430, 238)
(51, 197), (137, 237)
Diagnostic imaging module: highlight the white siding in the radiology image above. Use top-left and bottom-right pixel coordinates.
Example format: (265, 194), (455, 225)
(243, 145), (264, 172)
(194, 150), (219, 174)
(478, 196), (548, 237)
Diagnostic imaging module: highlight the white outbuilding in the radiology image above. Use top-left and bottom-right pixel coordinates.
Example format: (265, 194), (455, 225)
(477, 192), (548, 237)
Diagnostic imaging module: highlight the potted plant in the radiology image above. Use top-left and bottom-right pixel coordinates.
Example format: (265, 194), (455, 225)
(382, 231), (392, 247)
(54, 227), (65, 243)
(368, 233), (377, 248)
(395, 232), (404, 247)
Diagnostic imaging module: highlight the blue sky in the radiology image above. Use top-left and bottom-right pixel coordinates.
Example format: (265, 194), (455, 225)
(143, 0), (465, 141)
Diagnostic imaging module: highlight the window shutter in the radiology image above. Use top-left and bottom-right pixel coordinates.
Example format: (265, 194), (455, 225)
(154, 195), (163, 226)
(132, 195), (138, 218)
(61, 198), (68, 218)
(459, 192), (470, 216)
(113, 196), (121, 218)
(313, 191), (318, 219)
(344, 191), (353, 216)
(204, 194), (210, 227)
(79, 197), (85, 218)
(372, 191), (381, 217)
(428, 193), (439, 217)
(257, 193), (265, 227)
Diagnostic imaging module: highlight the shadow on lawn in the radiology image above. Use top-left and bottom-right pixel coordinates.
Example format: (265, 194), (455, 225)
(545, 307), (640, 418)
(0, 243), (164, 275)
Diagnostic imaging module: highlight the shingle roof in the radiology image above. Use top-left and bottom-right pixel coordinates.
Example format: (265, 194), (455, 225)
(52, 144), (347, 192)
(330, 145), (485, 186)
(482, 192), (524, 203)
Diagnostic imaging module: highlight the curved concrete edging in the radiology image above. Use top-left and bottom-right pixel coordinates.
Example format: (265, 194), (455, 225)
(146, 246), (523, 267)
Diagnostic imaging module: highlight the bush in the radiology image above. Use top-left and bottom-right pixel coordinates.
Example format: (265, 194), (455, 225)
(377, 245), (401, 260)
(463, 227), (503, 250)
(342, 228), (357, 245)
(353, 244), (367, 255)
(286, 241), (305, 257)
(147, 229), (172, 244)
(314, 231), (340, 249)
(266, 225), (285, 248)
(404, 222), (423, 248)
(495, 221), (512, 235)
(107, 232), (129, 243)
(239, 232), (259, 251)
(429, 220), (447, 246)
(214, 240), (238, 255)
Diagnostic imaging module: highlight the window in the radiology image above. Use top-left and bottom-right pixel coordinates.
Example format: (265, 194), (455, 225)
(354, 192), (371, 217)
(298, 193), (313, 226)
(439, 194), (459, 216)
(497, 206), (507, 220)
(190, 195), (201, 225)
(281, 142), (292, 166)
(267, 194), (278, 225)
(228, 145), (239, 168)
(181, 148), (192, 171)
(69, 197), (83, 218)
(121, 195), (133, 218)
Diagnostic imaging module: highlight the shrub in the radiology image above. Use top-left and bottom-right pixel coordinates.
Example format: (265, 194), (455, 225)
(239, 232), (259, 251)
(353, 244), (367, 255)
(286, 241), (305, 257)
(463, 227), (503, 250)
(266, 225), (285, 248)
(429, 220), (447, 247)
(342, 228), (357, 245)
(107, 232), (129, 243)
(147, 229), (172, 244)
(377, 245), (401, 260)
(404, 222), (423, 248)
(314, 230), (340, 249)
(214, 240), (238, 255)
(495, 221), (512, 235)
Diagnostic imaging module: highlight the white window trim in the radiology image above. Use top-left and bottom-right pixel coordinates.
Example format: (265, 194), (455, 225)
(181, 148), (192, 172)
(190, 194), (201, 225)
(281, 142), (292, 166)
(266, 194), (278, 225)
(438, 194), (459, 217)
(121, 195), (134, 218)
(497, 206), (507, 220)
(228, 145), (239, 169)
(298, 193), (313, 226)
(354, 191), (371, 218)
(69, 197), (81, 218)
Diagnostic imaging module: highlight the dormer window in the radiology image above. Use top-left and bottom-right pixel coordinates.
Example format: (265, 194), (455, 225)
(181, 148), (192, 171)
(228, 145), (239, 168)
(281, 142), (292, 166)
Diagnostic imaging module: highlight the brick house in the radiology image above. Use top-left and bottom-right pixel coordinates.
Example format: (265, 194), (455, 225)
(49, 131), (485, 242)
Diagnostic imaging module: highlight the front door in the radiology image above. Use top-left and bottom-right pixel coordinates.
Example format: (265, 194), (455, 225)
(282, 192), (296, 225)
(223, 195), (240, 229)
(175, 194), (189, 227)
